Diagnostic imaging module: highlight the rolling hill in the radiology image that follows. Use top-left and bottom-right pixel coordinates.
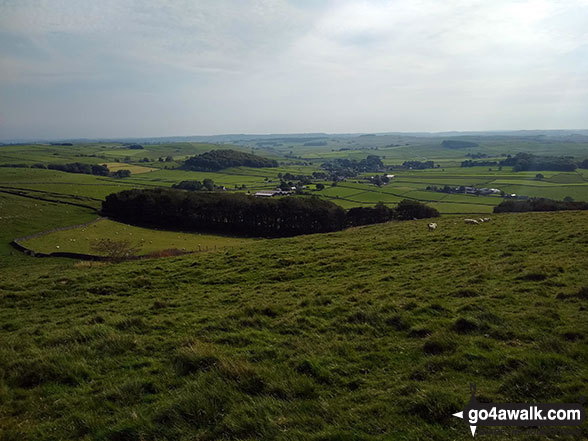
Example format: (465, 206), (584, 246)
(1, 211), (587, 440)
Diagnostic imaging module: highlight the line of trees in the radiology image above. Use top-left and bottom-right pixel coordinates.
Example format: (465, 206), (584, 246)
(493, 198), (588, 213)
(461, 160), (498, 167)
(347, 200), (439, 226)
(0, 162), (134, 178)
(172, 179), (216, 191)
(102, 189), (439, 237)
(183, 149), (278, 171)
(48, 162), (110, 176)
(399, 160), (435, 170)
(499, 153), (577, 172)
(320, 155), (386, 181)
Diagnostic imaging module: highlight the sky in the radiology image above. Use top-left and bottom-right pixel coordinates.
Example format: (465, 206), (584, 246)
(0, 0), (587, 140)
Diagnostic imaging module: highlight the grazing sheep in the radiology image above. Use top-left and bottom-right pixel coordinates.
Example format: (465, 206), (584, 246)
(483, 217), (491, 222)
(464, 219), (479, 225)
(427, 222), (438, 231)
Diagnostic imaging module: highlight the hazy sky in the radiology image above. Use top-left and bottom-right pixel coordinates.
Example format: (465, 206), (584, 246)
(1, 0), (587, 139)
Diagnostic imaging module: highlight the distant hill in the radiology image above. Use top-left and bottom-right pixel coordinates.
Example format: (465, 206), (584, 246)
(441, 140), (479, 149)
(182, 149), (278, 171)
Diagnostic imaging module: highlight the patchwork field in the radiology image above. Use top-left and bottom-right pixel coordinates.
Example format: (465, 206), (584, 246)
(2, 140), (588, 217)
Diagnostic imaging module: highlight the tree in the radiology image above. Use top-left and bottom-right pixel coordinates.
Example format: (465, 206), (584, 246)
(535, 173), (544, 180)
(90, 238), (141, 262)
(173, 180), (205, 191)
(183, 149), (278, 171)
(112, 169), (131, 178)
(563, 196), (574, 202)
(394, 200), (440, 220)
(165, 156), (173, 162)
(316, 183), (325, 191)
(203, 178), (215, 191)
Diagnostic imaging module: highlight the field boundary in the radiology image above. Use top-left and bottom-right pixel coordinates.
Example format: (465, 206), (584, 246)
(0, 187), (99, 211)
(11, 217), (108, 260)
(10, 217), (203, 261)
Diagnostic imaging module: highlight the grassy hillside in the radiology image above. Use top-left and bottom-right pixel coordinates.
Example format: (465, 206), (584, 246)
(21, 218), (255, 256)
(1, 211), (587, 440)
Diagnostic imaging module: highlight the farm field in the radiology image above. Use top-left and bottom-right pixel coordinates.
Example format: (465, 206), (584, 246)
(2, 142), (588, 217)
(1, 211), (587, 440)
(21, 218), (255, 256)
(102, 163), (157, 174)
(0, 192), (97, 267)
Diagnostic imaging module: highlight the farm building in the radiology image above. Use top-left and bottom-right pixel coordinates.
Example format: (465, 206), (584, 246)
(254, 190), (291, 197)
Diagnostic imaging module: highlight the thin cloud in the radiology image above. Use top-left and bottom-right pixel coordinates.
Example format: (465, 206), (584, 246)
(0, 0), (587, 138)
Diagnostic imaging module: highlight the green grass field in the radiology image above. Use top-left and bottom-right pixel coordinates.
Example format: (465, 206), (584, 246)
(21, 218), (255, 256)
(103, 163), (157, 174)
(0, 192), (97, 267)
(1, 211), (587, 440)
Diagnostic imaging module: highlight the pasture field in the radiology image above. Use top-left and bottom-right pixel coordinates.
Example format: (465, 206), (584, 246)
(1, 211), (587, 440)
(0, 192), (97, 267)
(0, 142), (243, 165)
(21, 218), (255, 256)
(102, 163), (157, 174)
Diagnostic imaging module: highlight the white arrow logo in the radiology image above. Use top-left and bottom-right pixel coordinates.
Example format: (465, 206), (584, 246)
(452, 411), (476, 437)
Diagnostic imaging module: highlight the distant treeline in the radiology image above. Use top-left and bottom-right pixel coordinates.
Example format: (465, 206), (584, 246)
(461, 160), (498, 167)
(172, 179), (216, 191)
(499, 153), (577, 172)
(494, 198), (588, 213)
(102, 189), (439, 237)
(0, 162), (110, 176)
(400, 160), (435, 170)
(0, 162), (133, 178)
(48, 162), (110, 176)
(183, 149), (278, 171)
(321, 155), (385, 178)
(347, 201), (439, 226)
